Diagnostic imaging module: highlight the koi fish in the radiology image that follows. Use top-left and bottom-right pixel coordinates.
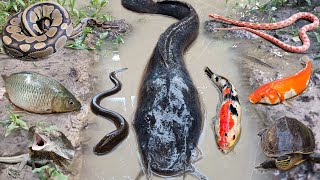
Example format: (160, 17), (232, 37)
(205, 67), (241, 154)
(248, 56), (312, 105)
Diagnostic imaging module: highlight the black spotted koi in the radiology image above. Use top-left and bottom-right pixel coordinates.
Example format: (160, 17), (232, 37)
(205, 67), (241, 153)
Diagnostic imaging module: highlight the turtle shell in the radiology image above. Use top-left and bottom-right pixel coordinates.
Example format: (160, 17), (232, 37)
(260, 116), (315, 157)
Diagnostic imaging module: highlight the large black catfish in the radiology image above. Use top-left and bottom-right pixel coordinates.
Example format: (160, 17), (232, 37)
(122, 0), (205, 179)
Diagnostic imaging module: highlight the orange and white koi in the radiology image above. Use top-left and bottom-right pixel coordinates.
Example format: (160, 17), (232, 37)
(248, 56), (312, 105)
(205, 67), (241, 154)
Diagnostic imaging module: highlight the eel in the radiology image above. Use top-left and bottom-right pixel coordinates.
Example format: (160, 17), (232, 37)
(122, 0), (205, 179)
(90, 68), (129, 155)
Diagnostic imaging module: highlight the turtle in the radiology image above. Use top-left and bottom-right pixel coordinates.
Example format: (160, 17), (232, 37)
(257, 116), (320, 170)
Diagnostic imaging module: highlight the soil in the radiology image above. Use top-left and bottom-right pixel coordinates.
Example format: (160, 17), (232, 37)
(0, 47), (93, 179)
(205, 0), (320, 179)
(0, 19), (131, 179)
(1, 0), (320, 179)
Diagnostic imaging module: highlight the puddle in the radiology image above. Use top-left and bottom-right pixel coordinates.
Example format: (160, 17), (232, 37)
(81, 0), (277, 179)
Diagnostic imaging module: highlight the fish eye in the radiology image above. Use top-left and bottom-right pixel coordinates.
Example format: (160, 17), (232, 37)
(261, 95), (265, 99)
(224, 133), (228, 137)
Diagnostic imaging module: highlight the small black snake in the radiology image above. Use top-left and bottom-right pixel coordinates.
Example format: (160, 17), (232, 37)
(90, 68), (129, 155)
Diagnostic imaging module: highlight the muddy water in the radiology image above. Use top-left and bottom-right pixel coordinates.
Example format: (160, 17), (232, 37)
(81, 0), (275, 179)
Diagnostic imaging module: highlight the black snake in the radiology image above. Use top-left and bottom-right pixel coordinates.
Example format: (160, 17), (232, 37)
(90, 68), (129, 155)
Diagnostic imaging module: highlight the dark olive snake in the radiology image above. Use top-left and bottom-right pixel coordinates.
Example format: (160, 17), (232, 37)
(90, 68), (129, 155)
(2, 1), (117, 59)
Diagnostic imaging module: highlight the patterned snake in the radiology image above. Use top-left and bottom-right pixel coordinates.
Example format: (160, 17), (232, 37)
(209, 12), (319, 53)
(2, 1), (117, 59)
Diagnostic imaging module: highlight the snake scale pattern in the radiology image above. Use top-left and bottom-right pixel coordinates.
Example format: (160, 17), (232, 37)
(209, 12), (319, 53)
(2, 1), (73, 59)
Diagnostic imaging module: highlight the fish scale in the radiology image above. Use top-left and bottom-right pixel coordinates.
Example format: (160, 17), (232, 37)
(4, 72), (81, 113)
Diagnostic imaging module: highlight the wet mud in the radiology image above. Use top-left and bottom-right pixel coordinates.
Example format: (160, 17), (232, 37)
(205, 1), (320, 178)
(0, 47), (94, 179)
(1, 0), (320, 179)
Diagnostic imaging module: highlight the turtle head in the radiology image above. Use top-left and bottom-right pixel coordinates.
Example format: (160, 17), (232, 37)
(275, 154), (304, 171)
(248, 85), (280, 104)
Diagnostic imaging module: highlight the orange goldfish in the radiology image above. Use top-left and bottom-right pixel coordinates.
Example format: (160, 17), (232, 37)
(249, 56), (312, 105)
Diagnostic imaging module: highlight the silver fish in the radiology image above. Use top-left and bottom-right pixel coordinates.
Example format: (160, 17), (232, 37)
(3, 72), (81, 113)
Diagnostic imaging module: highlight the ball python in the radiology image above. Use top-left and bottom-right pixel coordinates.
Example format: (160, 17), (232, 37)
(2, 1), (117, 59)
(90, 68), (129, 155)
(209, 12), (319, 53)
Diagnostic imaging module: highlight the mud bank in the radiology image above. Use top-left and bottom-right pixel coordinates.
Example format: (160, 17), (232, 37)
(205, 1), (320, 179)
(0, 47), (96, 179)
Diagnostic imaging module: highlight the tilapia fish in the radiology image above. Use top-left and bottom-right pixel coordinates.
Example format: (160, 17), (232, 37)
(3, 72), (81, 113)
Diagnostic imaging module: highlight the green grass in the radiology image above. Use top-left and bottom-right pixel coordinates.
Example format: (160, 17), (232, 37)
(66, 27), (95, 50)
(1, 112), (28, 137)
(0, 0), (111, 31)
(33, 165), (68, 180)
(0, 0), (41, 32)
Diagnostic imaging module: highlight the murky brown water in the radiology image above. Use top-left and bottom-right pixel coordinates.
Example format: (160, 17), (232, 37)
(81, 0), (277, 179)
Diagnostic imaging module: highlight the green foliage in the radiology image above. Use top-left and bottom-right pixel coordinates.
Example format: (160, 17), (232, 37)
(0, 0), (43, 32)
(0, 0), (123, 54)
(61, 0), (111, 24)
(90, 0), (108, 18)
(32, 165), (68, 180)
(2, 112), (28, 137)
(66, 27), (95, 50)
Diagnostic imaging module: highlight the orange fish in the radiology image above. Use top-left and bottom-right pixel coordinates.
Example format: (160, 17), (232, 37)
(249, 56), (312, 105)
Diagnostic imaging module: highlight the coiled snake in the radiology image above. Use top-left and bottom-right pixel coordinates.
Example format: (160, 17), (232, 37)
(2, 1), (115, 59)
(209, 12), (319, 53)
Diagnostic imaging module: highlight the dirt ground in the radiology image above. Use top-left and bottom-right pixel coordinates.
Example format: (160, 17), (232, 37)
(1, 0), (320, 179)
(205, 1), (320, 179)
(0, 47), (97, 179)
